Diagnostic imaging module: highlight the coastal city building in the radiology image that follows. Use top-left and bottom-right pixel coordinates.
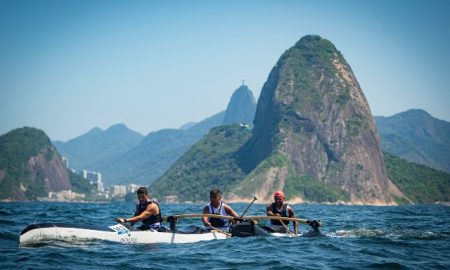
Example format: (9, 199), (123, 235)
(47, 190), (86, 201)
(110, 185), (127, 197)
(82, 170), (104, 193)
(61, 157), (69, 168)
(128, 184), (139, 194)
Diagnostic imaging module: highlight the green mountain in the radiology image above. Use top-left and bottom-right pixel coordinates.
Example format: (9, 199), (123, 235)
(151, 125), (251, 202)
(0, 127), (91, 201)
(384, 152), (449, 203)
(53, 123), (144, 172)
(375, 109), (450, 172)
(152, 35), (408, 204)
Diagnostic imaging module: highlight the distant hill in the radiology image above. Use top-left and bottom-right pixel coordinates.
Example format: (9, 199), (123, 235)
(151, 35), (408, 204)
(96, 111), (225, 185)
(0, 127), (91, 201)
(53, 123), (144, 172)
(223, 84), (257, 126)
(375, 109), (450, 172)
(100, 85), (257, 185)
(54, 84), (257, 186)
(384, 152), (449, 203)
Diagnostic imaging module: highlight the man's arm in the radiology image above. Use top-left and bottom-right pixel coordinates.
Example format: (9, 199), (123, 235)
(224, 204), (239, 217)
(117, 203), (158, 224)
(288, 206), (298, 234)
(202, 206), (211, 227)
(266, 204), (279, 216)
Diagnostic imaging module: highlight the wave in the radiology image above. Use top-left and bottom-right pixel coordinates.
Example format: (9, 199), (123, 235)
(326, 228), (450, 240)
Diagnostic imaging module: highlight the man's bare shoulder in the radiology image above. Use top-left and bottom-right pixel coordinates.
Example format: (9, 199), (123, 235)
(146, 202), (158, 210)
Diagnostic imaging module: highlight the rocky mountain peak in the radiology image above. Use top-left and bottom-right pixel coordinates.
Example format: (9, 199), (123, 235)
(238, 35), (405, 204)
(222, 84), (257, 125)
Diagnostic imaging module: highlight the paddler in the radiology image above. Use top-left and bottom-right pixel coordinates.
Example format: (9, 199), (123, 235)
(116, 187), (163, 231)
(202, 189), (239, 232)
(266, 191), (298, 234)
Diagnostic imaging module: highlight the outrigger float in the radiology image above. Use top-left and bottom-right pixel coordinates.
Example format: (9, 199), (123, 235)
(19, 214), (322, 246)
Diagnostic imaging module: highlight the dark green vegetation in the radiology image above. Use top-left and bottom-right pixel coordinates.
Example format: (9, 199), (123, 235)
(0, 127), (92, 201)
(151, 125), (251, 202)
(375, 109), (450, 173)
(69, 170), (94, 195)
(384, 152), (450, 203)
(0, 127), (51, 200)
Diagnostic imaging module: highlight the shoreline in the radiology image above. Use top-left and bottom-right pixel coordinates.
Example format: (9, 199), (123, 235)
(1, 199), (449, 206)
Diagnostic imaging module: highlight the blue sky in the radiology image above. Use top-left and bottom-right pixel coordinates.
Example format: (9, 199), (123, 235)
(1, 0), (449, 141)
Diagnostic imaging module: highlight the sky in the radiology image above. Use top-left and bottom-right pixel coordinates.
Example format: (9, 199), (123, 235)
(1, 0), (449, 141)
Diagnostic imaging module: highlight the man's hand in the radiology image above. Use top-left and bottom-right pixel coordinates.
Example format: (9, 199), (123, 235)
(116, 218), (126, 223)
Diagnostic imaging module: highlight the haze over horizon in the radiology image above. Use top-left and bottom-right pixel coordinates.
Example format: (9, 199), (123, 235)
(1, 0), (449, 141)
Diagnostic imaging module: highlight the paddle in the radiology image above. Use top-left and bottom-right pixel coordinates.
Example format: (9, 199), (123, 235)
(239, 196), (257, 218)
(279, 220), (295, 237)
(208, 225), (231, 237)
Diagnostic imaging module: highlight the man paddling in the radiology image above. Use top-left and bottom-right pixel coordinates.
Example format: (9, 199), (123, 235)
(116, 187), (163, 231)
(202, 189), (239, 232)
(266, 191), (298, 234)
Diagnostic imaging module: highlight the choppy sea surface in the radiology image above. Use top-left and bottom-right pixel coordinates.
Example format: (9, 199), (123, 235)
(1, 202), (449, 269)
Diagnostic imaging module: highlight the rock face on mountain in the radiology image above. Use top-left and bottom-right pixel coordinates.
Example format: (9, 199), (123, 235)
(375, 109), (450, 173)
(223, 85), (257, 125)
(0, 127), (72, 201)
(236, 35), (404, 204)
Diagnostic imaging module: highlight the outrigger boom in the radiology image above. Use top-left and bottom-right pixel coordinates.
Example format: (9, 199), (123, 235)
(162, 214), (322, 226)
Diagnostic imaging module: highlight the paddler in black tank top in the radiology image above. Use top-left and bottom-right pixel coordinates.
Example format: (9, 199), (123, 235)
(116, 187), (163, 231)
(266, 191), (298, 234)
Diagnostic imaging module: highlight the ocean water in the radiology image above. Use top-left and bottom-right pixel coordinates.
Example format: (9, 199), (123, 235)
(0, 202), (449, 269)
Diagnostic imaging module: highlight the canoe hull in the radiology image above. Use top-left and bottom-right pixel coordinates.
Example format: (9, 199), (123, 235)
(19, 223), (227, 246)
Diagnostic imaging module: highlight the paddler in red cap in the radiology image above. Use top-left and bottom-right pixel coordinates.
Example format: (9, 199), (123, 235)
(266, 191), (298, 234)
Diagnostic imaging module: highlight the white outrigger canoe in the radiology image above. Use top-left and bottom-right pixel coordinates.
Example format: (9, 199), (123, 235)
(20, 223), (228, 246)
(20, 214), (322, 246)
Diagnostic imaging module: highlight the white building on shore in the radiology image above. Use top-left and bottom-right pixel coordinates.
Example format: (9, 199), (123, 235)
(82, 170), (104, 193)
(128, 184), (139, 194)
(47, 190), (86, 201)
(110, 185), (127, 197)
